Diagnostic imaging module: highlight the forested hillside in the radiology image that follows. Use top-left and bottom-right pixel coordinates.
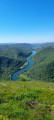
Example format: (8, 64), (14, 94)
(23, 46), (54, 82)
(0, 44), (32, 81)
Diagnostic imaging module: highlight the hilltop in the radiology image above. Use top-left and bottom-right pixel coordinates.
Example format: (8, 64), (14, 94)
(0, 81), (54, 120)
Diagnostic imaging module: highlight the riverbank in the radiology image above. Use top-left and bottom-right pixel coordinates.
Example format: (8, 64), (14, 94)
(12, 50), (36, 81)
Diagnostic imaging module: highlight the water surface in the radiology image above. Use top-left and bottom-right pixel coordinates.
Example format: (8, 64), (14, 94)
(12, 50), (36, 81)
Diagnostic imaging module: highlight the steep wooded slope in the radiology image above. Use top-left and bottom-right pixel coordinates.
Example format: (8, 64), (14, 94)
(23, 46), (54, 82)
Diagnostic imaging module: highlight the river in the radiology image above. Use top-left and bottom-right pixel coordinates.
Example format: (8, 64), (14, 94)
(12, 50), (36, 81)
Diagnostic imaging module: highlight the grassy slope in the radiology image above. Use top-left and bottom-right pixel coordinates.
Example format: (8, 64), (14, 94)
(22, 46), (54, 82)
(0, 81), (54, 120)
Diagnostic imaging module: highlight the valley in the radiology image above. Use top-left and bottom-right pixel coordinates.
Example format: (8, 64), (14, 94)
(0, 43), (54, 120)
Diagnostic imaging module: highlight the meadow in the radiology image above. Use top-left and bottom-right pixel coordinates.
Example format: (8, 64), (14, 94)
(0, 80), (54, 120)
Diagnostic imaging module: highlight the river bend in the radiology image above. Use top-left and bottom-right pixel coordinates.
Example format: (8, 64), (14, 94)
(12, 50), (36, 81)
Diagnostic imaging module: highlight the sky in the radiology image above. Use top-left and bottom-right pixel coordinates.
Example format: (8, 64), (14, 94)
(0, 0), (54, 43)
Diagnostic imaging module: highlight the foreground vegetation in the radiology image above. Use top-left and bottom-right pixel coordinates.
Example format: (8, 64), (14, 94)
(0, 80), (54, 120)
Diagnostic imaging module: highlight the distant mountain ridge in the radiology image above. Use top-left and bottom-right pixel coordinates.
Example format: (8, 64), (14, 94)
(32, 42), (54, 48)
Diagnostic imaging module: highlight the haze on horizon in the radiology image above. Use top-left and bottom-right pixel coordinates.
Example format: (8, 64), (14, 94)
(0, 0), (54, 43)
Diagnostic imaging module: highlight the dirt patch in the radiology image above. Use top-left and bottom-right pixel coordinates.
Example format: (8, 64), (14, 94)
(27, 101), (37, 109)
